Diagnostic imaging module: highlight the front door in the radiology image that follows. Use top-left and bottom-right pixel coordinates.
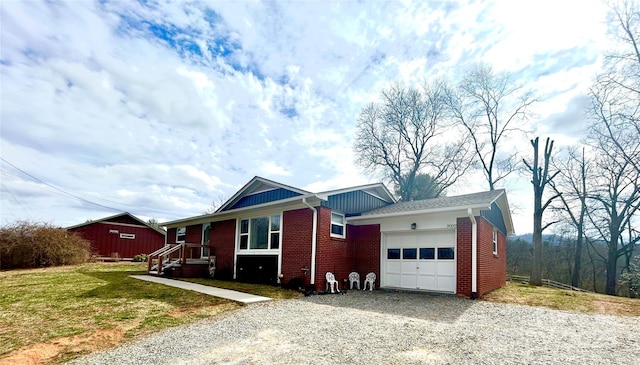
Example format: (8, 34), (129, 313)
(201, 223), (211, 258)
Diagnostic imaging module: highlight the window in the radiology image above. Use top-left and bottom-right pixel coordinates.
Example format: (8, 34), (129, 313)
(437, 247), (455, 260)
(387, 248), (400, 259)
(493, 229), (498, 255)
(403, 248), (417, 259)
(238, 215), (281, 250)
(419, 247), (435, 260)
(331, 212), (345, 238)
(120, 233), (135, 239)
(176, 227), (186, 243)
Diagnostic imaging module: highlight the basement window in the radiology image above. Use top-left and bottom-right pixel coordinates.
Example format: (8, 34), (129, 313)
(330, 212), (345, 238)
(493, 229), (498, 255)
(120, 233), (135, 239)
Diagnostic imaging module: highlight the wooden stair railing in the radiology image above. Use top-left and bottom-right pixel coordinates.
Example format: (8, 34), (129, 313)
(147, 243), (185, 276)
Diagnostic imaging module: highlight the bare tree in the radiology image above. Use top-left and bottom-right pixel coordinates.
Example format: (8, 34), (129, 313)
(523, 137), (560, 286)
(584, 133), (640, 295)
(202, 193), (230, 215)
(354, 81), (474, 201)
(550, 147), (591, 288)
(444, 63), (538, 190)
(395, 173), (447, 200)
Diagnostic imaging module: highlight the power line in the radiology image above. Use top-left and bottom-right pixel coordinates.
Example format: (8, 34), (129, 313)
(0, 157), (179, 217)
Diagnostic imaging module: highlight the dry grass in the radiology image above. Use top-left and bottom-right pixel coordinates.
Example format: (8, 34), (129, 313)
(483, 281), (640, 316)
(180, 278), (302, 300)
(0, 262), (238, 364)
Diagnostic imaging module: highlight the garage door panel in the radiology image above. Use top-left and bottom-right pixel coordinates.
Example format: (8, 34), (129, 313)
(418, 261), (436, 274)
(401, 274), (417, 288)
(386, 261), (401, 273)
(417, 275), (436, 289)
(384, 230), (456, 293)
(387, 273), (401, 287)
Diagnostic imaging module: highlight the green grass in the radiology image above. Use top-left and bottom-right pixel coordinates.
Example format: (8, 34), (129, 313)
(179, 277), (302, 300)
(483, 282), (640, 316)
(0, 262), (237, 364)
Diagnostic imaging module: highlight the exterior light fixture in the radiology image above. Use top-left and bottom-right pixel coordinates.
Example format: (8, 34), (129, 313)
(411, 223), (417, 230)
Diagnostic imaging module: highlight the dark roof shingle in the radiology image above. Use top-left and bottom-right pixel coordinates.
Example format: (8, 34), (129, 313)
(360, 189), (505, 216)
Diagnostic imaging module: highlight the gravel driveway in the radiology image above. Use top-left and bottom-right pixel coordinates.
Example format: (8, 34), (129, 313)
(71, 290), (638, 364)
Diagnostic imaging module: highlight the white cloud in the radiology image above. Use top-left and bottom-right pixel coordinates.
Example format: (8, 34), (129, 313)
(0, 0), (614, 235)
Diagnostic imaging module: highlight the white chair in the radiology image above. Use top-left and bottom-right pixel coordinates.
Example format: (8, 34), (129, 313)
(348, 272), (360, 290)
(325, 272), (340, 293)
(363, 272), (376, 291)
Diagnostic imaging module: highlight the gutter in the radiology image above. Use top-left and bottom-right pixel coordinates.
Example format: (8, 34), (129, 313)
(468, 208), (477, 299)
(302, 197), (318, 285)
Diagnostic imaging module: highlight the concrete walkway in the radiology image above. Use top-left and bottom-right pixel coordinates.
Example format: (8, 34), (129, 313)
(130, 275), (272, 304)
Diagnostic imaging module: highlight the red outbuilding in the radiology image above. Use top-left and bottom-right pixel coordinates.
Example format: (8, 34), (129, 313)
(67, 212), (166, 260)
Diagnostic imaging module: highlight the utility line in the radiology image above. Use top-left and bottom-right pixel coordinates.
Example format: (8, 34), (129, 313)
(0, 157), (179, 217)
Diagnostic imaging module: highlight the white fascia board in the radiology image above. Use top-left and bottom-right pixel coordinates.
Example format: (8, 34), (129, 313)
(162, 194), (324, 228)
(346, 203), (491, 222)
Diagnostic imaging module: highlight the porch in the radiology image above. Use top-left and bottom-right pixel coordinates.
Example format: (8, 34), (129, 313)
(147, 242), (215, 278)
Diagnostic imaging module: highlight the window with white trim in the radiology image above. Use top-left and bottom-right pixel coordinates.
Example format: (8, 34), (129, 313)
(176, 227), (186, 243)
(330, 212), (345, 238)
(492, 228), (498, 255)
(238, 215), (281, 250)
(120, 233), (135, 239)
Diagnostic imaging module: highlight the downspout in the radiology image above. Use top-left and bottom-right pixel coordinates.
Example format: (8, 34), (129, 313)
(302, 197), (318, 285)
(468, 208), (477, 300)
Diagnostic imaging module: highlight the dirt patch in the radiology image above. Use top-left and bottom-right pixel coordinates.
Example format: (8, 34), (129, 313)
(0, 328), (126, 365)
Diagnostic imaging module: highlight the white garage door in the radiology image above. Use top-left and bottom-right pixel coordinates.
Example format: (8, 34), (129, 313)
(383, 230), (456, 293)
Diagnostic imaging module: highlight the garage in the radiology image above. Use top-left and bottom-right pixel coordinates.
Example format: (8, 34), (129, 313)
(383, 230), (456, 293)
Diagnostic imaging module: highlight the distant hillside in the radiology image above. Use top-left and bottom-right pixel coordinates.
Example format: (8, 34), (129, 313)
(509, 233), (565, 244)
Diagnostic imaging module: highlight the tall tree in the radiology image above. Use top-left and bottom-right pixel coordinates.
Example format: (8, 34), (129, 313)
(444, 63), (538, 190)
(523, 137), (560, 286)
(354, 81), (474, 201)
(585, 0), (640, 295)
(550, 147), (591, 288)
(394, 173), (446, 200)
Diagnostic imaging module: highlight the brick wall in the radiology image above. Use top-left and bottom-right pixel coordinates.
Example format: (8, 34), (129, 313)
(167, 227), (177, 243)
(185, 224), (203, 258)
(314, 206), (353, 289)
(456, 217), (473, 297)
(477, 216), (507, 296)
(349, 224), (381, 289)
(210, 219), (236, 280)
(456, 216), (507, 298)
(281, 208), (314, 286)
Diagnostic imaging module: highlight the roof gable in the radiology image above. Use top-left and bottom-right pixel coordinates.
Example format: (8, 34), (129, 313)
(66, 212), (166, 235)
(218, 176), (310, 212)
(353, 189), (514, 235)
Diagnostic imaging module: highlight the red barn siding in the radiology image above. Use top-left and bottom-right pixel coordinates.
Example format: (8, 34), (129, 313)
(281, 208), (313, 286)
(210, 219), (236, 280)
(348, 224), (380, 289)
(70, 222), (164, 259)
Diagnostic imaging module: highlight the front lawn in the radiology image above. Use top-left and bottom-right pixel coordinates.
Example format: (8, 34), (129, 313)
(179, 277), (302, 300)
(0, 262), (237, 364)
(483, 281), (640, 316)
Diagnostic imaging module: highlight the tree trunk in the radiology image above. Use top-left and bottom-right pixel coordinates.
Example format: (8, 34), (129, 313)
(531, 193), (543, 285)
(571, 230), (583, 288)
(606, 247), (618, 295)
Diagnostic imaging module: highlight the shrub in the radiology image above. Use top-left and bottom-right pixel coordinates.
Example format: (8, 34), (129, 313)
(0, 221), (91, 270)
(132, 254), (148, 262)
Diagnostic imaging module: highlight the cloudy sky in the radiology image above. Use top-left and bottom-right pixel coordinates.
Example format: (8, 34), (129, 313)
(0, 0), (611, 233)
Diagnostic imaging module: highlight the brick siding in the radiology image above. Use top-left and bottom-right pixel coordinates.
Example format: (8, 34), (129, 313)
(210, 219), (236, 279)
(281, 208), (314, 286)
